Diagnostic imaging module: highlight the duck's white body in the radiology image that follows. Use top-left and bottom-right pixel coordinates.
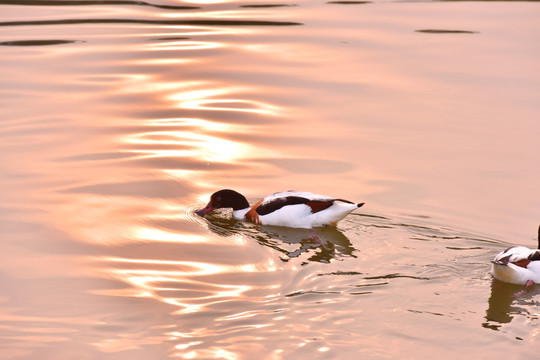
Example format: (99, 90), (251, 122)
(491, 245), (540, 285)
(235, 191), (362, 228)
(197, 190), (364, 229)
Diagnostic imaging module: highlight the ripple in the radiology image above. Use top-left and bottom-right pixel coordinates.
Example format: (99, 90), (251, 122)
(408, 309), (444, 317)
(285, 290), (341, 298)
(95, 255), (280, 315)
(240, 4), (298, 8)
(259, 158), (353, 174)
(0, 0), (200, 10)
(416, 29), (479, 34)
(60, 179), (193, 199)
(180, 98), (281, 116)
(146, 40), (222, 51)
(55, 151), (140, 162)
(180, 205), (208, 228)
(0, 18), (303, 27)
(151, 37), (191, 41)
(364, 273), (431, 281)
(317, 271), (363, 276)
(0, 39), (81, 46)
(327, 1), (372, 4)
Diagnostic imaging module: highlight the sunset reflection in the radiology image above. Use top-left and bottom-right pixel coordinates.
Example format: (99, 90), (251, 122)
(145, 40), (222, 51)
(183, 0), (236, 4)
(168, 84), (282, 116)
(122, 117), (265, 165)
(3, 0), (540, 358)
(132, 227), (207, 243)
(95, 256), (278, 315)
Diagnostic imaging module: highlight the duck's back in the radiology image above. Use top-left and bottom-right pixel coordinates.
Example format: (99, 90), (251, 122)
(254, 191), (359, 228)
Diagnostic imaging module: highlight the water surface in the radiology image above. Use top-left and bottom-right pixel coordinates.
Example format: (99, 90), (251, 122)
(1, 0), (539, 359)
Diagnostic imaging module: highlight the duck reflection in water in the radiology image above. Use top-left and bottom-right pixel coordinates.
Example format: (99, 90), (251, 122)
(201, 212), (357, 265)
(258, 225), (357, 265)
(483, 278), (540, 331)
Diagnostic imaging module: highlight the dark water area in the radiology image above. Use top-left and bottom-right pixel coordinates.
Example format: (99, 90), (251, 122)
(1, 0), (539, 358)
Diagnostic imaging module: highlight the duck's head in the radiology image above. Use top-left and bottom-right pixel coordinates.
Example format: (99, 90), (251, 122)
(196, 189), (250, 217)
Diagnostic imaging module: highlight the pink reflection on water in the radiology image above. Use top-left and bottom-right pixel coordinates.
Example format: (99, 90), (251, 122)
(145, 40), (223, 51)
(167, 83), (282, 116)
(93, 256), (278, 315)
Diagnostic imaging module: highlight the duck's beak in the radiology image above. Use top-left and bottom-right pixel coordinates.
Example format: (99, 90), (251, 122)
(195, 203), (214, 217)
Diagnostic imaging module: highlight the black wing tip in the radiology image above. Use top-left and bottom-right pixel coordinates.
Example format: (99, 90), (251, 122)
(335, 199), (364, 208)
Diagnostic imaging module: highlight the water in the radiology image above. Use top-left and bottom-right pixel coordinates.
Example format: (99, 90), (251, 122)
(1, 0), (539, 358)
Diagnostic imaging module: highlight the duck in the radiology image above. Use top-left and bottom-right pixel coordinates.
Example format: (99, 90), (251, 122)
(491, 226), (540, 286)
(195, 189), (364, 228)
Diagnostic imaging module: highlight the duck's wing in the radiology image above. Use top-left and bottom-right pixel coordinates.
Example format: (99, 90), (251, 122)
(256, 192), (342, 216)
(264, 191), (333, 201)
(494, 246), (540, 268)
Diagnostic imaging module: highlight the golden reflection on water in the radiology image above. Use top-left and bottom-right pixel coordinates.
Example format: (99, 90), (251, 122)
(183, 0), (235, 4)
(133, 227), (207, 243)
(166, 83), (282, 116)
(145, 40), (222, 51)
(94, 255), (278, 315)
(131, 58), (196, 65)
(122, 117), (275, 166)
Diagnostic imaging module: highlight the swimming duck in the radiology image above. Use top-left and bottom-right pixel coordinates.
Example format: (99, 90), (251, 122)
(491, 226), (540, 286)
(196, 189), (364, 228)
